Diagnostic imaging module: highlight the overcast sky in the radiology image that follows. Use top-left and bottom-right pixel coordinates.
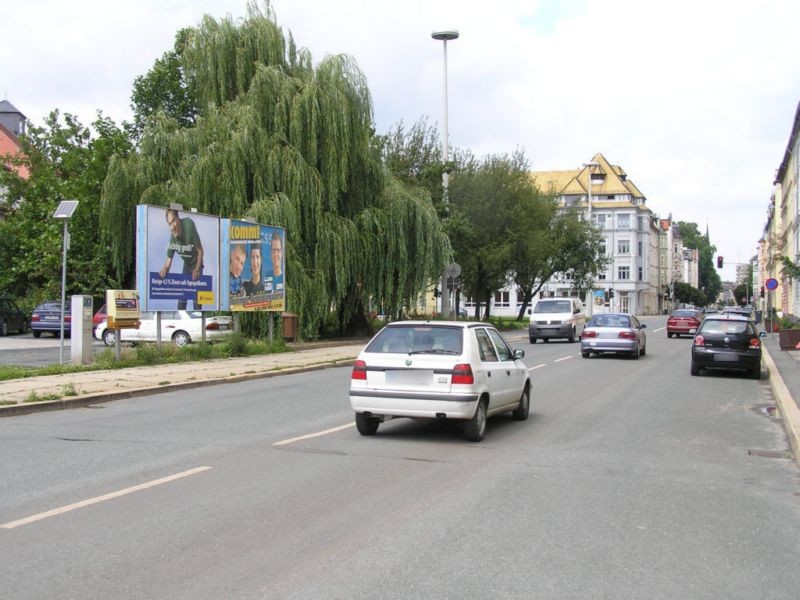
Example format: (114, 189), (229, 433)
(3, 0), (799, 282)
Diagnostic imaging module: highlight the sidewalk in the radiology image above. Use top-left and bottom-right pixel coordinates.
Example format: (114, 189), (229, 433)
(760, 332), (800, 467)
(0, 340), (365, 417)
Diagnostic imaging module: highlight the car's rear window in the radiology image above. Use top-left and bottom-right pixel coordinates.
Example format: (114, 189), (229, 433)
(700, 320), (751, 335)
(589, 315), (630, 328)
(534, 300), (572, 313)
(672, 310), (697, 317)
(366, 325), (463, 354)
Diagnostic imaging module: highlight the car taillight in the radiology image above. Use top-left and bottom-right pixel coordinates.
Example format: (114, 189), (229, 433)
(694, 335), (705, 347)
(689, 318), (700, 326)
(205, 322), (220, 330)
(582, 330), (598, 339)
(351, 360), (367, 380)
(32, 315), (40, 322)
(749, 338), (760, 349)
(618, 331), (636, 340)
(64, 315), (71, 323)
(452, 364), (474, 384)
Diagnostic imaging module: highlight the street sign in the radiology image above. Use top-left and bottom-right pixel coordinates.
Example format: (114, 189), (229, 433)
(765, 278), (778, 291)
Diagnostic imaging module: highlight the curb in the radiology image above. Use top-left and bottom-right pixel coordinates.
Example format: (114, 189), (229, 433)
(0, 358), (356, 418)
(762, 345), (800, 468)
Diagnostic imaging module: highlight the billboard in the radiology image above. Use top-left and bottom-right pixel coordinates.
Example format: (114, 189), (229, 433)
(136, 205), (221, 311)
(221, 219), (286, 311)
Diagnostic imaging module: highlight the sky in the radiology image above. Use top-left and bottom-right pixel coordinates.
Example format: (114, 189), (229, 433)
(3, 0), (799, 282)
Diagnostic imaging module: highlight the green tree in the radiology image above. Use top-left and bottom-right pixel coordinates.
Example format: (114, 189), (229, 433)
(0, 111), (132, 308)
(130, 28), (198, 139)
(101, 3), (449, 338)
(677, 222), (721, 306)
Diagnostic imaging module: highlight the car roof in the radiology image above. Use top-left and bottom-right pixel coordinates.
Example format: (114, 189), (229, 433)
(386, 320), (480, 328)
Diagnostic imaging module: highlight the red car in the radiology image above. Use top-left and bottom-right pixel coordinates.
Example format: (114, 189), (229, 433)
(667, 309), (703, 338)
(92, 304), (107, 330)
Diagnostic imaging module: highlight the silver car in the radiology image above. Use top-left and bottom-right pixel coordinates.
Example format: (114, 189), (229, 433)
(580, 313), (647, 359)
(349, 321), (531, 442)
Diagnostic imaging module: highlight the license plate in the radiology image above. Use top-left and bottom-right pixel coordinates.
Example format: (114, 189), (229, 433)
(219, 324), (228, 330)
(714, 354), (739, 362)
(386, 370), (432, 385)
(689, 328), (696, 333)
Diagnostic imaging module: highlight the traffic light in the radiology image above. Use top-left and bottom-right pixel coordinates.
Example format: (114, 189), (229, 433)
(717, 256), (723, 268)
(609, 289), (615, 299)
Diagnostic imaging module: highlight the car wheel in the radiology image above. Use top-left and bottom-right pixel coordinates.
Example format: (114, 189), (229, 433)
(581, 351), (590, 358)
(173, 331), (191, 347)
(32, 330), (41, 338)
(568, 327), (576, 343)
(751, 366), (761, 380)
(690, 362), (700, 376)
(667, 332), (673, 338)
(103, 329), (116, 346)
(631, 347), (640, 360)
(0, 320), (7, 336)
(641, 344), (646, 356)
(543, 339), (549, 344)
(464, 398), (487, 442)
(529, 336), (536, 344)
(355, 412), (379, 435)
(512, 386), (530, 421)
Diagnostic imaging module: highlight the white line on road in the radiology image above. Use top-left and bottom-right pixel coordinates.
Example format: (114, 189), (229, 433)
(1, 466), (213, 530)
(653, 326), (665, 332)
(528, 364), (547, 371)
(554, 356), (574, 363)
(273, 422), (355, 447)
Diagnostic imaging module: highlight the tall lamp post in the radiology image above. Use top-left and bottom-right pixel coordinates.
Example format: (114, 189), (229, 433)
(432, 29), (458, 318)
(53, 200), (79, 364)
(583, 162), (599, 317)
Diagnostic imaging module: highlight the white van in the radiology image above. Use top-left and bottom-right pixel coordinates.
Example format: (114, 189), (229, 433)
(528, 297), (586, 343)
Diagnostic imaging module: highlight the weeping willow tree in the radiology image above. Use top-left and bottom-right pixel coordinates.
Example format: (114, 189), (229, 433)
(101, 2), (450, 339)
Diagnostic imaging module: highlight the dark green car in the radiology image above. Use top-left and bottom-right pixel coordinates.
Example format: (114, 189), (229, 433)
(0, 296), (28, 336)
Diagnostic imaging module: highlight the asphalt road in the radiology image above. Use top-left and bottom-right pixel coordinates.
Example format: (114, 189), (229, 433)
(0, 331), (108, 367)
(1, 318), (799, 599)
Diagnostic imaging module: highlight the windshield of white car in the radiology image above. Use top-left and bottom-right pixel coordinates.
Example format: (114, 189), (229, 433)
(534, 301), (572, 313)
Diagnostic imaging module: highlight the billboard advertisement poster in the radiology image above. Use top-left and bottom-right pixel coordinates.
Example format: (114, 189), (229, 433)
(136, 205), (220, 311)
(221, 219), (286, 312)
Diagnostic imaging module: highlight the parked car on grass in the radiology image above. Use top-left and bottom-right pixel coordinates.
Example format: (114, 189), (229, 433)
(667, 309), (703, 338)
(349, 321), (531, 442)
(690, 314), (763, 379)
(31, 301), (70, 338)
(580, 312), (647, 359)
(0, 296), (28, 335)
(95, 310), (233, 347)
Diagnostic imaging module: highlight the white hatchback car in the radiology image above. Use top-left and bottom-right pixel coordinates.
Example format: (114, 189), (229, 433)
(95, 310), (233, 347)
(349, 321), (531, 442)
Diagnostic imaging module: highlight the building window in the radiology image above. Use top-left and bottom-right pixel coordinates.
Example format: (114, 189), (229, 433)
(464, 296), (475, 307)
(617, 214), (630, 228)
(594, 214), (607, 229)
(637, 241), (643, 256)
(597, 271), (607, 280)
(494, 291), (510, 307)
(638, 266), (643, 281)
(618, 266), (630, 280)
(599, 239), (607, 255)
(617, 239), (630, 254)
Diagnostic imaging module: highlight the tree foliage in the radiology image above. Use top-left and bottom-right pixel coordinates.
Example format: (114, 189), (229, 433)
(0, 111), (132, 308)
(101, 2), (449, 338)
(677, 221), (721, 305)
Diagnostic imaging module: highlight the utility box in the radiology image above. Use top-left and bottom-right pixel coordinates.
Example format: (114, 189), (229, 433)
(281, 312), (298, 342)
(70, 295), (94, 365)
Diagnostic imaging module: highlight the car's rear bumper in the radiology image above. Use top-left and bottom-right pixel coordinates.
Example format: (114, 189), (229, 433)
(350, 389), (480, 419)
(580, 339), (638, 353)
(667, 326), (697, 335)
(691, 348), (761, 370)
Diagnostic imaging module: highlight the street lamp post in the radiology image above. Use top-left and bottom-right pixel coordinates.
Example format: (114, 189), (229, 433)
(53, 200), (79, 365)
(432, 29), (458, 319)
(583, 162), (599, 317)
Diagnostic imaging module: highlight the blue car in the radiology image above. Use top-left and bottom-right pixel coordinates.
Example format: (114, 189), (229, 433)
(31, 301), (71, 338)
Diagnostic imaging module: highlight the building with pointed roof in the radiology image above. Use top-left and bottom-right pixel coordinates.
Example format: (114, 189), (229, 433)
(531, 153), (664, 315)
(0, 99), (29, 181)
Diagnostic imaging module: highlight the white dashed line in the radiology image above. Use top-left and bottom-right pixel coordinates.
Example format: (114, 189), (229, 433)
(273, 422), (355, 447)
(529, 364), (547, 371)
(554, 356), (574, 363)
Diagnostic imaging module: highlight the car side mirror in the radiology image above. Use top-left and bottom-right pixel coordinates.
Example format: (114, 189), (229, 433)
(759, 331), (767, 339)
(527, 308), (532, 315)
(641, 323), (647, 329)
(514, 349), (525, 360)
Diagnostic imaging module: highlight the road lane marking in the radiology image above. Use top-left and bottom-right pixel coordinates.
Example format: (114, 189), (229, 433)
(653, 327), (665, 332)
(554, 356), (574, 363)
(273, 422), (355, 447)
(1, 466), (212, 530)
(528, 363), (547, 371)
